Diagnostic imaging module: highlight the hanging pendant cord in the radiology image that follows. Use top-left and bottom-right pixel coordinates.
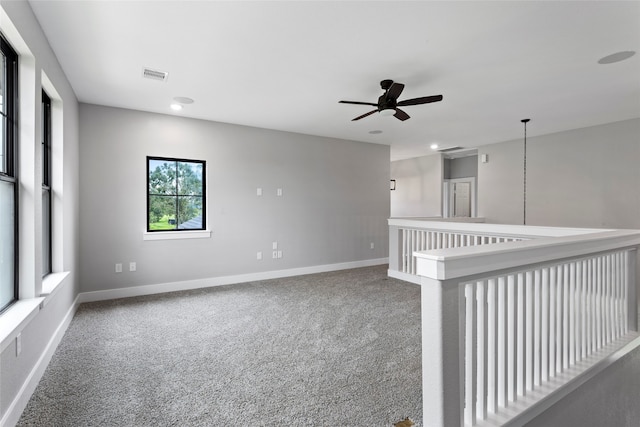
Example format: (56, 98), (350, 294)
(522, 118), (530, 225)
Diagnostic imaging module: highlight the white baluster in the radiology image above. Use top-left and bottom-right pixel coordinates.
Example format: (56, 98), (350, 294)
(497, 276), (507, 408)
(549, 266), (557, 377)
(562, 264), (569, 370)
(465, 283), (476, 425)
(533, 269), (541, 387)
(477, 281), (487, 421)
(569, 262), (576, 366)
(541, 267), (549, 382)
(525, 271), (534, 391)
(517, 273), (525, 396)
(507, 274), (516, 402)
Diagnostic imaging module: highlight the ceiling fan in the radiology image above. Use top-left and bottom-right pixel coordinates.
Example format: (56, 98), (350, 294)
(339, 79), (443, 121)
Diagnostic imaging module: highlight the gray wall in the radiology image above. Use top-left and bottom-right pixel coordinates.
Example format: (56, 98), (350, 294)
(79, 104), (390, 293)
(526, 347), (640, 427)
(0, 0), (80, 421)
(444, 155), (478, 180)
(390, 154), (443, 217)
(478, 118), (640, 228)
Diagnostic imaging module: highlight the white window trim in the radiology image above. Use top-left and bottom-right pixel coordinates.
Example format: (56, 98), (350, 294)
(143, 230), (211, 241)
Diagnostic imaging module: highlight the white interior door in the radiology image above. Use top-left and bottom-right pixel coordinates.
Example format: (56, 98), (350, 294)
(444, 178), (476, 218)
(453, 182), (471, 217)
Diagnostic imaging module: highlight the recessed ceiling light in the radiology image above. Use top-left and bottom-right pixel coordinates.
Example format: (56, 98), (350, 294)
(598, 51), (636, 64)
(369, 130), (383, 135)
(173, 96), (194, 104)
(170, 103), (183, 111)
(430, 143), (439, 150)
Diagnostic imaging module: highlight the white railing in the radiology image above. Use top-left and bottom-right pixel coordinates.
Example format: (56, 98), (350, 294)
(461, 249), (634, 426)
(388, 218), (597, 284)
(388, 219), (640, 427)
(398, 227), (527, 277)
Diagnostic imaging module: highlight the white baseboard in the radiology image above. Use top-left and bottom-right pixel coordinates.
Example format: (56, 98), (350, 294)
(388, 269), (421, 285)
(78, 258), (389, 303)
(1, 294), (80, 427)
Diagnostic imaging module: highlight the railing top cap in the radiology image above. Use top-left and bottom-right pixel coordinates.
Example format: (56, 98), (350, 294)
(413, 229), (640, 281)
(388, 218), (617, 238)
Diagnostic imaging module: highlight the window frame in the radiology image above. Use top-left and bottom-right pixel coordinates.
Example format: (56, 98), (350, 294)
(41, 89), (52, 277)
(0, 33), (19, 313)
(146, 156), (206, 233)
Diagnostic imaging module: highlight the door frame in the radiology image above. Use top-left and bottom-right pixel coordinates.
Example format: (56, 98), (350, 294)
(443, 177), (477, 218)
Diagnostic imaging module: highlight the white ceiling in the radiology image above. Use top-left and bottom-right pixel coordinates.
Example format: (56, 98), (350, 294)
(28, 0), (640, 161)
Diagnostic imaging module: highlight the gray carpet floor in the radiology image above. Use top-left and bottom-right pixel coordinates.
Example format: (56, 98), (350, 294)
(17, 266), (422, 426)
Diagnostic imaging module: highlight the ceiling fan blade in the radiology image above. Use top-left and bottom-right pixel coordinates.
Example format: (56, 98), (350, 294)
(339, 100), (378, 107)
(386, 83), (405, 100)
(397, 94), (443, 107)
(394, 108), (410, 121)
(352, 110), (378, 121)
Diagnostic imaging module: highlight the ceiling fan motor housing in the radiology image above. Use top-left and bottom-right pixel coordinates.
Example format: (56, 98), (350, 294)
(378, 94), (397, 111)
(380, 79), (394, 90)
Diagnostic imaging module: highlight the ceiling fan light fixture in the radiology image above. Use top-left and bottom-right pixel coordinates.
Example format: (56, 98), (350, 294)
(379, 108), (395, 117)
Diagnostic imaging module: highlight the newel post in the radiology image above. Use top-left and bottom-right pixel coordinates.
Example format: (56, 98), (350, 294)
(418, 259), (464, 427)
(388, 224), (402, 273)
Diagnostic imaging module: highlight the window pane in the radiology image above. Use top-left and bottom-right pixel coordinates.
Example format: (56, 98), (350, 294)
(0, 115), (5, 174)
(0, 180), (15, 310)
(0, 52), (5, 115)
(177, 161), (203, 196)
(148, 195), (177, 230)
(148, 159), (177, 195)
(42, 188), (51, 276)
(147, 157), (205, 232)
(176, 196), (203, 229)
(1, 53), (6, 174)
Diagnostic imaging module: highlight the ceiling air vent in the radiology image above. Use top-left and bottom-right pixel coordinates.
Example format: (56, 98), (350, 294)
(437, 146), (463, 153)
(142, 67), (169, 82)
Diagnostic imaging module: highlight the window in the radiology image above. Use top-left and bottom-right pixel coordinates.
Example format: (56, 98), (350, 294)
(147, 156), (205, 231)
(42, 90), (51, 276)
(0, 33), (18, 312)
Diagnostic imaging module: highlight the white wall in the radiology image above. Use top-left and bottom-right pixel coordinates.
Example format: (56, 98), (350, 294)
(390, 154), (443, 217)
(78, 104), (390, 294)
(0, 0), (80, 423)
(478, 118), (640, 228)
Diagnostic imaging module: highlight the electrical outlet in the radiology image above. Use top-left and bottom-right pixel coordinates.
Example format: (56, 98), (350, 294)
(277, 188), (283, 196)
(272, 241), (278, 250)
(129, 262), (136, 272)
(277, 250), (283, 259)
(257, 251), (262, 260)
(16, 333), (21, 356)
(370, 242), (375, 249)
(257, 187), (263, 196)
(115, 263), (122, 273)
(272, 251), (278, 259)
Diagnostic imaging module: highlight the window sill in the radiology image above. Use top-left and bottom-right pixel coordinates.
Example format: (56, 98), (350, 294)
(0, 298), (44, 353)
(143, 230), (211, 241)
(41, 271), (70, 305)
(0, 270), (71, 353)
